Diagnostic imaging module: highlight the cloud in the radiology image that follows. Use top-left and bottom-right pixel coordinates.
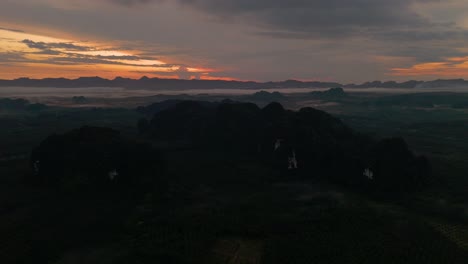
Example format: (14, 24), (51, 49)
(175, 65), (202, 79)
(109, 0), (464, 42)
(36, 49), (62, 55)
(2, 0), (468, 82)
(20, 39), (152, 61)
(40, 56), (138, 66)
(391, 56), (468, 77)
(111, 0), (154, 6)
(0, 27), (25, 33)
(0, 52), (28, 62)
(16, 39), (163, 67)
(21, 39), (92, 51)
(95, 55), (142, 60)
(13, 39), (184, 71)
(31, 53), (171, 68)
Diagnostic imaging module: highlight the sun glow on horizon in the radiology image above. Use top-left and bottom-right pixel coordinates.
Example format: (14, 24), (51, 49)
(0, 27), (234, 81)
(391, 56), (468, 77)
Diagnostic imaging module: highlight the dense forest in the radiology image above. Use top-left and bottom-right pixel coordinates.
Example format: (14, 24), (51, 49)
(0, 92), (467, 263)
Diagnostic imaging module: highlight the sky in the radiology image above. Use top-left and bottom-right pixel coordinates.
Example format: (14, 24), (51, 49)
(1, 0), (468, 83)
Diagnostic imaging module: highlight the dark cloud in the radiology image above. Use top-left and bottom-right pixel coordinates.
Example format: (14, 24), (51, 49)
(190, 0), (457, 41)
(0, 52), (28, 62)
(111, 0), (465, 42)
(175, 65), (201, 79)
(111, 0), (154, 6)
(41, 56), (130, 66)
(16, 38), (171, 67)
(36, 49), (62, 55)
(39, 54), (164, 67)
(20, 51), (175, 69)
(19, 39), (155, 61)
(1, 0), (467, 82)
(0, 27), (25, 33)
(21, 39), (92, 51)
(95, 55), (142, 60)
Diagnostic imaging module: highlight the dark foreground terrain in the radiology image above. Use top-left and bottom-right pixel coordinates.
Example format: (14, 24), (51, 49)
(0, 89), (467, 263)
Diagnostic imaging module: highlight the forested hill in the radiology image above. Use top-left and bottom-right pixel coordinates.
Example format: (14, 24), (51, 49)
(138, 100), (430, 192)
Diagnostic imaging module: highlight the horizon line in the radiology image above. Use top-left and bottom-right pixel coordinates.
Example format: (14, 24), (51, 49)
(1, 76), (455, 85)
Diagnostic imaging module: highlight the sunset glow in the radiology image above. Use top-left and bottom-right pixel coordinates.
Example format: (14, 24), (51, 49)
(2, 0), (468, 82)
(0, 27), (230, 80)
(391, 57), (468, 77)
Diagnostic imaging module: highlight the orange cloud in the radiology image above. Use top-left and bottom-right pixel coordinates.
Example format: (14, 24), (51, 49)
(198, 75), (238, 81)
(390, 57), (468, 77)
(0, 27), (233, 81)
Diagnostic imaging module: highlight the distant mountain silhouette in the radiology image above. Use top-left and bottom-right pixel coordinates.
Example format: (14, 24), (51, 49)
(414, 79), (468, 88)
(345, 80), (423, 89)
(0, 77), (340, 90)
(346, 79), (468, 89)
(309, 87), (347, 99)
(2, 76), (468, 90)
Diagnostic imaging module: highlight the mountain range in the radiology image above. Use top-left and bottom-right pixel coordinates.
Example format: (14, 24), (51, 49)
(1, 77), (468, 90)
